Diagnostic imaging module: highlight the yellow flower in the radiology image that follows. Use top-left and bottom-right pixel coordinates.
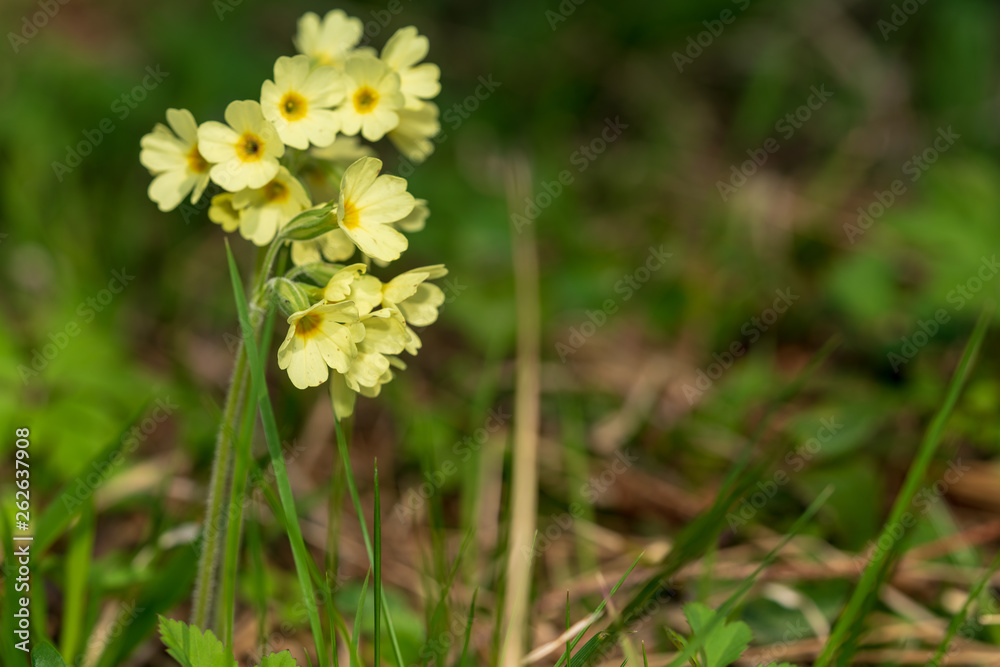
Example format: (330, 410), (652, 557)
(261, 55), (344, 150)
(294, 9), (364, 67)
(323, 264), (383, 314)
(231, 167), (311, 246)
(139, 108), (212, 211)
(208, 193), (240, 232)
(277, 301), (364, 390)
(380, 27), (441, 109)
(290, 229), (356, 266)
(197, 100), (285, 192)
(382, 265), (448, 326)
(395, 198), (429, 232)
(310, 134), (376, 165)
(388, 102), (440, 164)
(338, 54), (405, 141)
(336, 157), (414, 262)
(342, 309), (408, 391)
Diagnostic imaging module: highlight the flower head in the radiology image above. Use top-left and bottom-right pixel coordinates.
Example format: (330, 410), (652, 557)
(294, 9), (364, 67)
(198, 100), (285, 192)
(382, 265), (448, 326)
(380, 27), (441, 109)
(336, 157), (414, 262)
(261, 55), (344, 150)
(277, 301), (365, 389)
(338, 54), (405, 142)
(208, 193), (240, 232)
(395, 198), (429, 232)
(231, 167), (311, 246)
(290, 229), (356, 266)
(139, 108), (212, 211)
(388, 102), (440, 164)
(342, 309), (408, 391)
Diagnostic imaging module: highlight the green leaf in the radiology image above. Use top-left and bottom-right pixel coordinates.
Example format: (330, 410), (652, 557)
(257, 651), (300, 667)
(31, 642), (67, 667)
(682, 603), (752, 667)
(157, 616), (236, 667)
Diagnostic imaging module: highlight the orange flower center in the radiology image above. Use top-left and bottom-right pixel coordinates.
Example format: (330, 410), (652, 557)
(295, 313), (323, 339)
(340, 200), (361, 230)
(187, 145), (209, 173)
(263, 179), (289, 204)
(236, 132), (263, 162)
(352, 86), (379, 114)
(280, 92), (308, 121)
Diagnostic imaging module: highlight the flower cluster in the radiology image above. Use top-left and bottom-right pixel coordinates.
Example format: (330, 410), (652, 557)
(139, 10), (446, 417)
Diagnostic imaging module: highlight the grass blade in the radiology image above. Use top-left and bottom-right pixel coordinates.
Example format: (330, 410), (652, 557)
(458, 588), (479, 667)
(353, 568), (371, 666)
(667, 485), (834, 667)
(334, 416), (407, 667)
(815, 304), (992, 666)
(564, 335), (841, 665)
(374, 461), (382, 667)
(60, 501), (95, 664)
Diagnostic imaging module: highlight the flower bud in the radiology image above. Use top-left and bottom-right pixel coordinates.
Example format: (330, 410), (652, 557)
(268, 277), (314, 318)
(279, 202), (336, 241)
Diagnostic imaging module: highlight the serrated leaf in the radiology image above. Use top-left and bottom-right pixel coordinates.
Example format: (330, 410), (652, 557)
(257, 651), (299, 667)
(31, 642), (68, 667)
(158, 616), (236, 667)
(683, 602), (752, 667)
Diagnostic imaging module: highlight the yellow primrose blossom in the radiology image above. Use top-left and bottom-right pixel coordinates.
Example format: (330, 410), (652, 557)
(336, 157), (413, 262)
(380, 27), (441, 109)
(342, 309), (408, 392)
(388, 102), (440, 164)
(139, 108), (212, 211)
(231, 167), (311, 246)
(208, 193), (240, 232)
(198, 100), (285, 192)
(261, 55), (344, 150)
(294, 9), (364, 67)
(395, 198), (429, 232)
(290, 229), (356, 266)
(277, 301), (365, 390)
(323, 264), (383, 314)
(338, 54), (405, 141)
(382, 265), (447, 326)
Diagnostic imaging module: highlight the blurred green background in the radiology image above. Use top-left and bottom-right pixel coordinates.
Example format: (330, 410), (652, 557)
(1, 0), (999, 664)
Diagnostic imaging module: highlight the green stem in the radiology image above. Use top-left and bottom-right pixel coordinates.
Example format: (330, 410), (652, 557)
(191, 342), (249, 632)
(191, 244), (282, 634)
